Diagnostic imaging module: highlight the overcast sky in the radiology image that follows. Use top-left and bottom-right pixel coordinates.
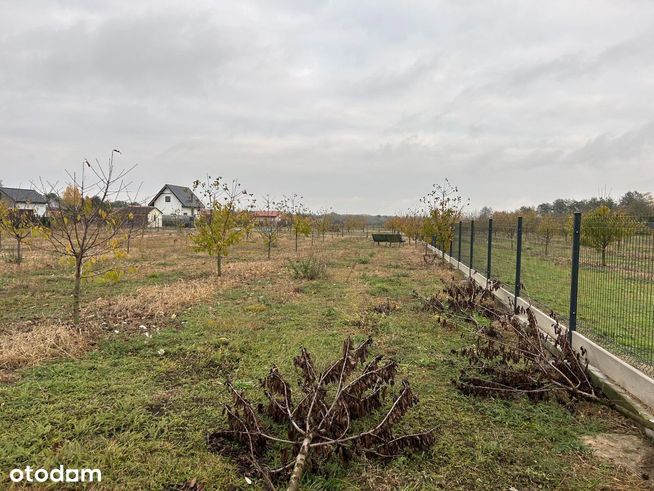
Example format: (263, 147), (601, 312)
(1, 1), (653, 214)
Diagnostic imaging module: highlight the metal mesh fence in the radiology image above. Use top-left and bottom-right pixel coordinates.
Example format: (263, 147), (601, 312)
(441, 214), (653, 376)
(577, 217), (654, 373)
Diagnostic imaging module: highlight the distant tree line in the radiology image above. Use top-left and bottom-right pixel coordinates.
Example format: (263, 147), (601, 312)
(473, 190), (654, 220)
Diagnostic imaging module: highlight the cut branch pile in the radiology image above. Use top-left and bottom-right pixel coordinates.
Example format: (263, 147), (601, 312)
(419, 277), (599, 403)
(413, 278), (502, 331)
(207, 337), (435, 490)
(456, 308), (598, 403)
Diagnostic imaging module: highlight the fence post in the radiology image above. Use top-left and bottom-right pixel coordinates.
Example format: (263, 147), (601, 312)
(457, 221), (462, 263)
(568, 212), (582, 343)
(486, 218), (493, 281)
(469, 220), (475, 276)
(514, 216), (523, 314)
(449, 229), (453, 259)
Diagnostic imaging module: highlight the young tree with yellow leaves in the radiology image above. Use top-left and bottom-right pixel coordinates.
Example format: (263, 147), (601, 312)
(190, 177), (253, 276)
(282, 193), (311, 252)
(420, 179), (468, 254)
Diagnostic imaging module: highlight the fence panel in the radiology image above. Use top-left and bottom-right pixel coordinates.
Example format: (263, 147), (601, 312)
(447, 214), (653, 376)
(577, 216), (654, 375)
(515, 218), (571, 323)
(459, 222), (471, 269)
(489, 220), (517, 290)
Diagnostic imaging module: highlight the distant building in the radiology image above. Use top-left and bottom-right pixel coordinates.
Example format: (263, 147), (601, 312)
(116, 206), (163, 229)
(252, 210), (282, 225)
(148, 184), (204, 218)
(0, 187), (48, 217)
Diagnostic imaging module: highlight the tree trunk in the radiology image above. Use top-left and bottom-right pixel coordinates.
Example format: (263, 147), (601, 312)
(216, 255), (222, 276)
(601, 246), (606, 267)
(267, 239), (272, 259)
(295, 229), (298, 252)
(73, 258), (83, 325)
(287, 435), (312, 491)
(16, 237), (22, 264)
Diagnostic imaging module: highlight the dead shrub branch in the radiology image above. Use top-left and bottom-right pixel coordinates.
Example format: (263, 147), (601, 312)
(207, 337), (435, 490)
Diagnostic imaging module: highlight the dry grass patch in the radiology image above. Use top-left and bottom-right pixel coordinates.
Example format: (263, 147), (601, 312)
(89, 258), (283, 327)
(0, 322), (92, 371)
(91, 278), (217, 322)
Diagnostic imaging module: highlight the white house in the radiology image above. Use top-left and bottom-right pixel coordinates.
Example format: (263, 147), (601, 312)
(0, 187), (48, 217)
(148, 184), (204, 218)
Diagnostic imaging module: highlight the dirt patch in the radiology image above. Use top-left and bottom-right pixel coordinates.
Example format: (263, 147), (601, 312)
(583, 433), (654, 484)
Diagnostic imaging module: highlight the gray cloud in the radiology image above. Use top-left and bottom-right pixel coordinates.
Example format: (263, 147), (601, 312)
(1, 0), (653, 214)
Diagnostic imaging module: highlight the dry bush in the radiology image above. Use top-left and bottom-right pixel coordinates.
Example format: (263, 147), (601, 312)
(287, 256), (327, 280)
(372, 298), (399, 315)
(0, 323), (92, 370)
(429, 278), (600, 404)
(208, 337), (435, 490)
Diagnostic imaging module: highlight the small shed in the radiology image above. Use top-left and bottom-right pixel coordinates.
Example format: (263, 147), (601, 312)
(117, 206), (163, 229)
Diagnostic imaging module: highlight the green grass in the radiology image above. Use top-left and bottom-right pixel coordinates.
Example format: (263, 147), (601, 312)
(0, 236), (647, 489)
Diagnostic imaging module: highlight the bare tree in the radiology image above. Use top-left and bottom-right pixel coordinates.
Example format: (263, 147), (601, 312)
(208, 337), (435, 490)
(0, 205), (36, 263)
(313, 208), (332, 242)
(256, 195), (284, 259)
(36, 150), (135, 325)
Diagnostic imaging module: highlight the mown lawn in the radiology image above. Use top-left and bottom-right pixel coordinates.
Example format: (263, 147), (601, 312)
(0, 234), (649, 489)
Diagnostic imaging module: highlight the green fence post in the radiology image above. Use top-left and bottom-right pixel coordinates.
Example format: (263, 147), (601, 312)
(469, 220), (475, 276)
(457, 221), (462, 263)
(568, 212), (582, 343)
(486, 218), (493, 281)
(514, 216), (523, 314)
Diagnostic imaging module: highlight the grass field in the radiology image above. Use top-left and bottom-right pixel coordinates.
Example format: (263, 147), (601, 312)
(1, 232), (652, 489)
(453, 226), (654, 373)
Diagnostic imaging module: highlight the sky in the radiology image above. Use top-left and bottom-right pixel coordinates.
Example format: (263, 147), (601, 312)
(1, 0), (653, 214)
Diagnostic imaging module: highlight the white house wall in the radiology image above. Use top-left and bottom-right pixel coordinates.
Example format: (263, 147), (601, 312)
(14, 202), (47, 217)
(151, 189), (197, 217)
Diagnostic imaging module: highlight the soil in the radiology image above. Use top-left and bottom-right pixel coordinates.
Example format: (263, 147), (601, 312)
(583, 433), (654, 486)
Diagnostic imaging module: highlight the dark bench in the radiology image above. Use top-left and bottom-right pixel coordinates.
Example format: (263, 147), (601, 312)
(372, 233), (405, 246)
